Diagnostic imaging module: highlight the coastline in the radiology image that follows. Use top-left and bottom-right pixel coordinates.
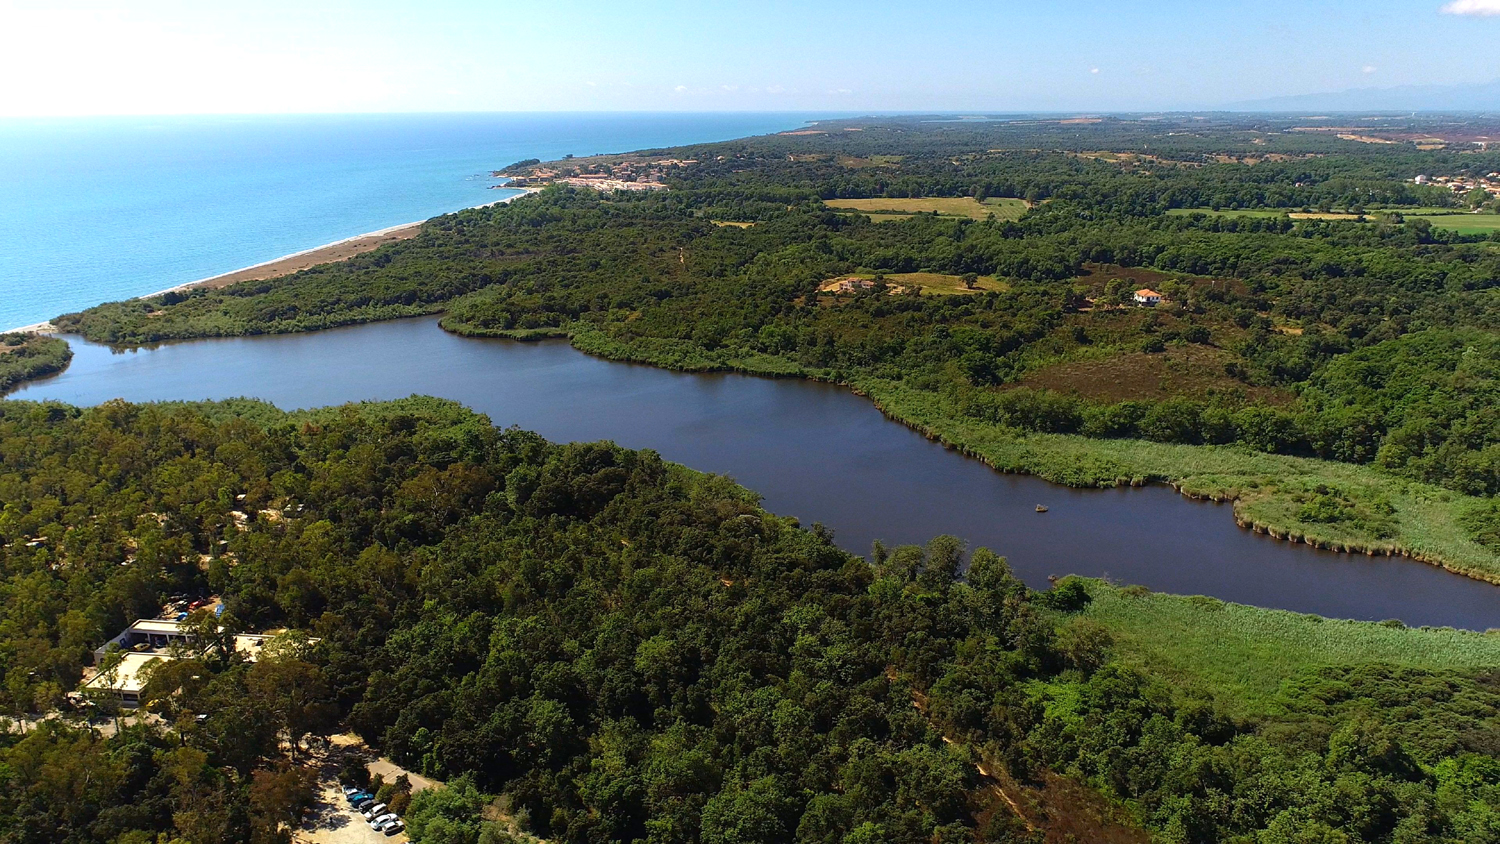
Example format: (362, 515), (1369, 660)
(4, 187), (542, 335)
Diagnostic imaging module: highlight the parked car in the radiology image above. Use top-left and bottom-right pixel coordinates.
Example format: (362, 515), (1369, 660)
(340, 785), (362, 798)
(370, 813), (399, 829)
(360, 803), (387, 820)
(382, 820), (405, 836)
(346, 790), (372, 803)
(350, 796), (375, 811)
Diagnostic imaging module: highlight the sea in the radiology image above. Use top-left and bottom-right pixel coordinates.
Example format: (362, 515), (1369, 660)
(0, 113), (821, 330)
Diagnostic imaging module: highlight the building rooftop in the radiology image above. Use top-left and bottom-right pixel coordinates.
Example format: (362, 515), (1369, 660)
(128, 619), (187, 635)
(82, 652), (171, 695)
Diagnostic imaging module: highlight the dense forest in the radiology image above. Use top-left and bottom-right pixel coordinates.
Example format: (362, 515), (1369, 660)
(0, 397), (1497, 843)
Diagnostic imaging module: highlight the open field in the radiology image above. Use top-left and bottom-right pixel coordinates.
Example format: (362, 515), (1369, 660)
(1166, 208), (1298, 219)
(1165, 208), (1367, 220)
(710, 220), (756, 228)
(1412, 213), (1500, 234)
(825, 196), (1028, 221)
(1070, 579), (1500, 717)
(1168, 207), (1498, 230)
(822, 272), (1009, 296)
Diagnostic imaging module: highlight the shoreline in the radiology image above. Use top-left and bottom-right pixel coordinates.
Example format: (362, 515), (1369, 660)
(4, 186), (542, 335)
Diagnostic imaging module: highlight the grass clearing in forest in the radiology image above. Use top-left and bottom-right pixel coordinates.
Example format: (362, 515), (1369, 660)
(1411, 214), (1500, 234)
(825, 196), (1028, 221)
(1166, 208), (1369, 220)
(820, 272), (1009, 296)
(1070, 579), (1500, 717)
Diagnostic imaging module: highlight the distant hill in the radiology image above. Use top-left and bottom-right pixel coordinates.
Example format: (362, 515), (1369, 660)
(1230, 79), (1500, 112)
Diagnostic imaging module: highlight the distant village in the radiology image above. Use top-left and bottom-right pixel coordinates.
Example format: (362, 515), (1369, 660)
(1411, 171), (1500, 198)
(498, 157), (696, 192)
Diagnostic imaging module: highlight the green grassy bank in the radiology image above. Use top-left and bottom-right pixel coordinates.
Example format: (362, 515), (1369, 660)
(1068, 578), (1500, 718)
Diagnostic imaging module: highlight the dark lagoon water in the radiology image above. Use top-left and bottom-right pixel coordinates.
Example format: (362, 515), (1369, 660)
(9, 317), (1499, 629)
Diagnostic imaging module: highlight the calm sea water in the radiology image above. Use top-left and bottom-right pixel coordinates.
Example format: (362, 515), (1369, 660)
(11, 318), (1499, 630)
(0, 113), (819, 329)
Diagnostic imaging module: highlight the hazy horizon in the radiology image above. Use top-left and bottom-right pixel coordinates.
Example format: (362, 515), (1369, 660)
(7, 0), (1500, 117)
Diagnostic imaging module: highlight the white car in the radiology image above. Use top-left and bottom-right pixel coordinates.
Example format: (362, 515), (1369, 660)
(360, 802), (387, 820)
(381, 821), (405, 836)
(370, 813), (399, 829)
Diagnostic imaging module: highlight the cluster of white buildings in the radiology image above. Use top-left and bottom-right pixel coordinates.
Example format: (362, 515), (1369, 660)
(505, 157), (697, 193)
(1412, 173), (1500, 198)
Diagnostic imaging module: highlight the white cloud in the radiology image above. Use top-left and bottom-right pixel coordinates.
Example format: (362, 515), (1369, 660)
(673, 85), (688, 93)
(1442, 0), (1500, 16)
(1090, 67), (1100, 74)
(1363, 65), (1377, 73)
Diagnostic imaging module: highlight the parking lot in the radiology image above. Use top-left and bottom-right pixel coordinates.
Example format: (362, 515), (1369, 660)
(294, 736), (416, 844)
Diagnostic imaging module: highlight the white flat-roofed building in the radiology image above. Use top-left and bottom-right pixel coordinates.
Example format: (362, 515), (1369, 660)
(94, 618), (197, 663)
(81, 652), (171, 706)
(86, 619), (276, 706)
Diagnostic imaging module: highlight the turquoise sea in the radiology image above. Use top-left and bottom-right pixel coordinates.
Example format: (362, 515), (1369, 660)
(0, 113), (819, 330)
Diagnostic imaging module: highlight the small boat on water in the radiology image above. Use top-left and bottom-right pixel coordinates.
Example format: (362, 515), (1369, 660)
(1035, 505), (1048, 513)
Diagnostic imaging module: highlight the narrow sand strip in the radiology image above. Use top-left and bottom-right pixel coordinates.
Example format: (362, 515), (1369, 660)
(4, 186), (543, 334)
(139, 187), (542, 298)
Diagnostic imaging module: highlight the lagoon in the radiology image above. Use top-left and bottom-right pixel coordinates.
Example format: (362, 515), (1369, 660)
(9, 317), (1498, 629)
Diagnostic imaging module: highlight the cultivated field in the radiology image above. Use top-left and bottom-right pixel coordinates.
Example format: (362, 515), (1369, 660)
(1411, 213), (1500, 234)
(1167, 207), (1500, 231)
(825, 196), (1028, 221)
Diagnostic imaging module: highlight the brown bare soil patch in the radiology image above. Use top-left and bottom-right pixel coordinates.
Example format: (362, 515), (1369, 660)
(1014, 346), (1293, 405)
(994, 767), (1151, 844)
(1076, 263), (1178, 288)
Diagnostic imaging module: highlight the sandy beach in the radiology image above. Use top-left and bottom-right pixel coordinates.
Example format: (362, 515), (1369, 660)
(140, 187), (541, 299)
(5, 187), (541, 334)
(160, 222), (425, 293)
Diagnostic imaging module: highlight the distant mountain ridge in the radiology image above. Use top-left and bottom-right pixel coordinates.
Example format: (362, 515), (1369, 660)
(1230, 79), (1500, 112)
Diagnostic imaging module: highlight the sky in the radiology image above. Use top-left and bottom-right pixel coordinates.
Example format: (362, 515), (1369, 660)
(4, 0), (1500, 115)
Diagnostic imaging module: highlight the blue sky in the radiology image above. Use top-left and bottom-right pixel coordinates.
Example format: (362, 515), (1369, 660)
(4, 0), (1500, 115)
